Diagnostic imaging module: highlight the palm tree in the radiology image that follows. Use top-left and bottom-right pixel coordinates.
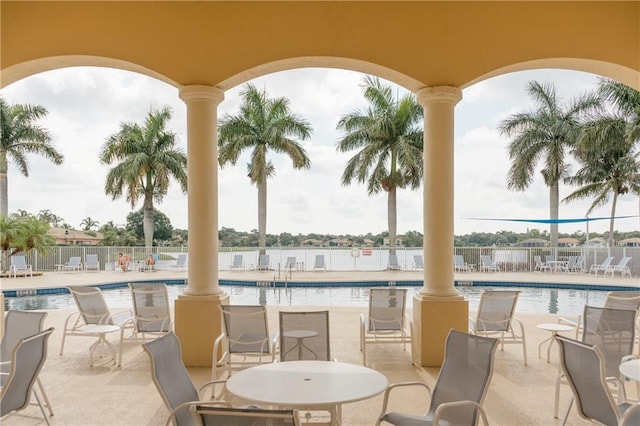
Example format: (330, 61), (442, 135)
(564, 107), (640, 247)
(336, 76), (423, 255)
(218, 84), (312, 253)
(0, 214), (55, 272)
(0, 97), (63, 217)
(80, 216), (100, 231)
(498, 81), (600, 246)
(99, 106), (187, 247)
(597, 78), (640, 144)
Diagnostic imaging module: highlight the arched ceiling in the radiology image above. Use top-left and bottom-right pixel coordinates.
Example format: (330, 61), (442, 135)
(2, 1), (639, 91)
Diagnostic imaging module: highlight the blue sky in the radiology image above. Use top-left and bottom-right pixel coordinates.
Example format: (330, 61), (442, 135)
(2, 67), (639, 236)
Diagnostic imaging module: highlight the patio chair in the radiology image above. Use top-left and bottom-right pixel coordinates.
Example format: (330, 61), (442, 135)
(558, 256), (577, 274)
(454, 255), (473, 272)
(589, 256), (615, 275)
(387, 254), (402, 271)
(211, 305), (278, 383)
(172, 254), (188, 271)
(469, 290), (527, 365)
(313, 254), (326, 271)
(279, 310), (331, 361)
(604, 256), (632, 278)
(229, 254), (245, 271)
(85, 254), (100, 272)
(284, 256), (297, 271)
(554, 305), (637, 420)
(572, 255), (585, 273)
(61, 286), (134, 367)
(556, 335), (640, 426)
(9, 255), (33, 277)
(376, 329), (498, 426)
(479, 255), (500, 272)
(534, 255), (551, 273)
(62, 256), (82, 272)
(129, 283), (173, 340)
(360, 288), (412, 366)
(413, 255), (424, 271)
(257, 254), (270, 271)
(0, 328), (54, 426)
(190, 405), (301, 426)
(142, 332), (228, 426)
(0, 311), (54, 418)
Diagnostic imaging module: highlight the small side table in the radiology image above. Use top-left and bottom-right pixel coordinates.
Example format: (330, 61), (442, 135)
(537, 323), (575, 363)
(80, 324), (120, 367)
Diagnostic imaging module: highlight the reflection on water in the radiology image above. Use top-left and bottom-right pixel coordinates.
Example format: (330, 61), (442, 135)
(5, 285), (611, 315)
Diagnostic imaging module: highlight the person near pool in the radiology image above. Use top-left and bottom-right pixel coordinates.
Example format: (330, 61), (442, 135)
(118, 252), (130, 272)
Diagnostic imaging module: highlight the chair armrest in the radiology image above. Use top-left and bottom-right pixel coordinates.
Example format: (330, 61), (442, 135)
(619, 402), (640, 426)
(468, 316), (476, 333)
(165, 398), (232, 426)
(109, 309), (134, 326)
(377, 381), (432, 421)
(433, 400), (489, 426)
(197, 379), (228, 399)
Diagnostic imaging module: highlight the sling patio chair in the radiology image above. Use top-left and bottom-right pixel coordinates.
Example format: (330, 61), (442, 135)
(413, 255), (424, 271)
(279, 310), (331, 362)
(387, 254), (402, 271)
(469, 290), (527, 365)
(556, 335), (640, 426)
(61, 285), (134, 367)
(190, 405), (301, 426)
(313, 254), (326, 271)
(0, 328), (55, 426)
(0, 311), (54, 418)
(360, 288), (412, 366)
(604, 256), (632, 278)
(284, 256), (297, 271)
(376, 329), (498, 426)
(211, 305), (278, 384)
(171, 254), (188, 271)
(62, 256), (82, 272)
(129, 283), (173, 341)
(9, 255), (33, 277)
(84, 254), (100, 272)
(554, 305), (637, 420)
(143, 332), (229, 426)
(454, 255), (474, 272)
(256, 254), (270, 271)
(534, 255), (552, 273)
(589, 256), (615, 275)
(479, 255), (500, 272)
(229, 254), (245, 271)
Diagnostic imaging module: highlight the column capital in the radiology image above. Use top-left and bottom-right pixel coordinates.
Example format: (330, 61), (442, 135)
(179, 85), (225, 105)
(415, 86), (462, 107)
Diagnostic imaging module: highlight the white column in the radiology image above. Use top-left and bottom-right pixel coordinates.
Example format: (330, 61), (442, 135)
(416, 86), (463, 298)
(178, 85), (225, 296)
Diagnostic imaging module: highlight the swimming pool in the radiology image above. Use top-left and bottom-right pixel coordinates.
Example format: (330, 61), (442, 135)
(3, 283), (615, 315)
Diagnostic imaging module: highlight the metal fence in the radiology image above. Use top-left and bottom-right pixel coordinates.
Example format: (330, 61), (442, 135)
(10, 245), (640, 277)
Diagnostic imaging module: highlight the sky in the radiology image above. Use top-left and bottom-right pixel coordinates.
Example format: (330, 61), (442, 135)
(1, 67), (639, 237)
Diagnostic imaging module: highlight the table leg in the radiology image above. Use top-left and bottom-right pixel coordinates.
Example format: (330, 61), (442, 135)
(329, 404), (342, 426)
(538, 333), (554, 361)
(88, 333), (117, 367)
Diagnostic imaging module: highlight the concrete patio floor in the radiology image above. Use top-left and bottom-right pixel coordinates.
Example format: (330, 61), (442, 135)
(1, 270), (638, 425)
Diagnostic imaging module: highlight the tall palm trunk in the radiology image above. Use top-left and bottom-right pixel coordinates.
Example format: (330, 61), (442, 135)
(608, 193), (618, 247)
(143, 196), (154, 248)
(388, 187), (397, 256)
(549, 182), (559, 247)
(258, 180), (267, 255)
(0, 152), (8, 217)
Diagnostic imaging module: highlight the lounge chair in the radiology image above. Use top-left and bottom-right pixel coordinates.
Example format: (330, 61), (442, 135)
(62, 256), (82, 273)
(9, 255), (33, 277)
(0, 311), (54, 418)
(559, 256), (578, 274)
(171, 254), (188, 271)
(313, 255), (326, 271)
(589, 256), (615, 275)
(360, 288), (412, 366)
(454, 255), (474, 272)
(572, 255), (585, 273)
(554, 305), (637, 420)
(190, 405), (301, 426)
(85, 254), (100, 272)
(229, 254), (245, 271)
(413, 255), (424, 271)
(284, 256), (297, 271)
(469, 290), (527, 365)
(604, 256), (632, 278)
(142, 332), (228, 426)
(387, 254), (402, 271)
(211, 305), (278, 383)
(479, 255), (500, 272)
(556, 335), (640, 426)
(256, 254), (270, 271)
(61, 286), (134, 367)
(534, 255), (551, 273)
(0, 328), (55, 426)
(279, 311), (331, 361)
(129, 283), (173, 339)
(376, 329), (498, 426)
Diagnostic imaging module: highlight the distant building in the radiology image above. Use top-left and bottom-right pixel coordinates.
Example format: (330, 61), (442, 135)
(585, 237), (607, 247)
(329, 238), (351, 247)
(518, 238), (548, 247)
(383, 237), (404, 247)
(301, 239), (324, 247)
(48, 227), (104, 245)
(558, 237), (580, 247)
(619, 237), (640, 247)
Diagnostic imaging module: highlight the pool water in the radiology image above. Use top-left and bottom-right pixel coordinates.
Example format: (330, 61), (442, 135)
(4, 284), (609, 315)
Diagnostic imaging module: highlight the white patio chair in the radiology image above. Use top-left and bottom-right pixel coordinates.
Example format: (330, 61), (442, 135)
(229, 254), (245, 271)
(190, 405), (301, 426)
(129, 283), (173, 341)
(387, 254), (402, 271)
(479, 255), (500, 272)
(280, 310), (331, 361)
(534, 255), (552, 273)
(454, 255), (473, 272)
(556, 335), (640, 426)
(413, 255), (424, 271)
(256, 254), (270, 271)
(360, 288), (412, 366)
(604, 256), (632, 278)
(376, 329), (498, 426)
(284, 256), (297, 271)
(9, 255), (33, 277)
(589, 256), (615, 275)
(62, 256), (82, 272)
(84, 254), (100, 272)
(313, 255), (326, 271)
(0, 328), (54, 425)
(171, 254), (187, 271)
(469, 290), (527, 365)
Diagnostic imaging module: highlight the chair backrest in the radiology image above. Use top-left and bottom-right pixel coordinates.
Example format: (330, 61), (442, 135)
(279, 311), (331, 361)
(0, 328), (54, 418)
(475, 290), (520, 332)
(176, 254), (187, 267)
(231, 255), (243, 267)
(556, 335), (620, 426)
(190, 404), (300, 426)
(613, 256), (631, 270)
(68, 286), (112, 325)
(575, 255), (585, 269)
(565, 256), (577, 269)
(480, 255), (494, 267)
(285, 256), (296, 269)
(314, 255), (325, 268)
(534, 256), (544, 267)
(0, 310), (47, 363)
(454, 255), (466, 267)
(604, 291), (640, 312)
(142, 332), (199, 426)
(129, 283), (172, 333)
(220, 305), (272, 355)
(10, 255), (28, 269)
(599, 257), (615, 269)
(259, 254), (269, 267)
(85, 254), (98, 267)
(367, 288), (408, 332)
(68, 256), (81, 267)
(582, 305), (636, 378)
(429, 329), (498, 425)
(545, 255), (555, 263)
(414, 255), (423, 268)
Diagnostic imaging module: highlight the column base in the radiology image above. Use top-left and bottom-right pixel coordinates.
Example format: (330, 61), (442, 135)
(175, 293), (229, 367)
(412, 294), (468, 367)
